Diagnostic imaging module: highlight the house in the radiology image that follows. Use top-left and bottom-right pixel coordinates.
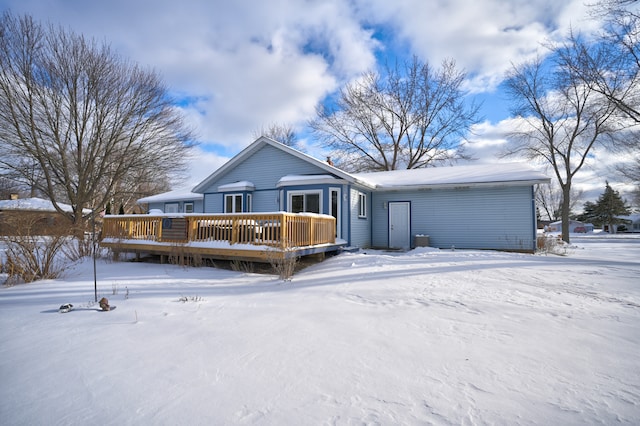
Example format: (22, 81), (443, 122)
(615, 214), (640, 233)
(138, 188), (204, 214)
(546, 220), (592, 233)
(131, 137), (549, 254)
(0, 197), (90, 236)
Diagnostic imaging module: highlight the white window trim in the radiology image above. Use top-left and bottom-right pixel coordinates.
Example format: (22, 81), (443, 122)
(165, 203), (179, 213)
(287, 190), (323, 214)
(224, 193), (243, 213)
(358, 192), (367, 218)
(330, 187), (341, 239)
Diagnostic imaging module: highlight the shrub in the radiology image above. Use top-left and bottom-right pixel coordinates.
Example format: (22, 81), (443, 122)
(536, 234), (569, 256)
(230, 259), (255, 273)
(266, 244), (299, 281)
(1, 214), (76, 284)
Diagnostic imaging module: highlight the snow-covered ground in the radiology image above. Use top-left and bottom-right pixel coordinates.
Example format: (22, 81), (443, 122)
(1, 235), (639, 425)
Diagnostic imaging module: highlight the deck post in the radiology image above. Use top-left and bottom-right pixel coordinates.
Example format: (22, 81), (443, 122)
(280, 213), (288, 250)
(310, 216), (315, 246)
(157, 217), (163, 240)
(188, 217), (197, 241)
(231, 218), (238, 244)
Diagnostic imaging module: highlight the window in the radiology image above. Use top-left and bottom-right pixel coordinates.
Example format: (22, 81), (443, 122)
(358, 193), (367, 218)
(165, 203), (179, 213)
(184, 202), (194, 213)
(289, 191), (321, 214)
(224, 194), (243, 213)
(246, 194), (252, 212)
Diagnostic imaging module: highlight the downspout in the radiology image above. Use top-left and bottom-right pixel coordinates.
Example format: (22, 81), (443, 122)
(347, 185), (352, 246)
(531, 186), (537, 252)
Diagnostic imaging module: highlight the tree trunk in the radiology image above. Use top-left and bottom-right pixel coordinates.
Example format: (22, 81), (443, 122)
(561, 184), (572, 244)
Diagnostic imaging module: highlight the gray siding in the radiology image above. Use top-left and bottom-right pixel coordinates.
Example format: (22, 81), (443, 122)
(349, 187), (371, 248)
(146, 201), (164, 212)
(252, 189), (280, 212)
(200, 145), (330, 194)
(371, 186), (536, 251)
(203, 193), (222, 213)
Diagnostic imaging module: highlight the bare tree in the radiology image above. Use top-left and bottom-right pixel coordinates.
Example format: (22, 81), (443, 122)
(253, 122), (298, 148)
(504, 42), (627, 243)
(535, 181), (583, 221)
(557, 1), (640, 211)
(310, 56), (480, 172)
(0, 173), (22, 199)
(0, 12), (193, 230)
(564, 1), (640, 124)
(615, 153), (640, 208)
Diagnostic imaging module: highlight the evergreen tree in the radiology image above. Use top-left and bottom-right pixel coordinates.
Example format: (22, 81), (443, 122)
(118, 204), (125, 215)
(576, 201), (599, 225)
(580, 182), (631, 229)
(105, 202), (111, 215)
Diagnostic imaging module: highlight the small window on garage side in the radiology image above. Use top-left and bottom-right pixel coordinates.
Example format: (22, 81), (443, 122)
(165, 203), (179, 213)
(184, 202), (194, 213)
(358, 193), (367, 218)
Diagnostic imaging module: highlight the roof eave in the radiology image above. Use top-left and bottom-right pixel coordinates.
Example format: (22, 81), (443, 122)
(137, 193), (204, 204)
(375, 178), (550, 191)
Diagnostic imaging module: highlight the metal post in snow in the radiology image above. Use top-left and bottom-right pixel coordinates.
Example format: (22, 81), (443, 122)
(92, 208), (97, 302)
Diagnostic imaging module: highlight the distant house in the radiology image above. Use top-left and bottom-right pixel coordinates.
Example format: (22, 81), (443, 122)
(135, 137), (549, 253)
(545, 220), (593, 234)
(546, 219), (591, 233)
(615, 214), (640, 233)
(0, 197), (90, 236)
(138, 189), (204, 214)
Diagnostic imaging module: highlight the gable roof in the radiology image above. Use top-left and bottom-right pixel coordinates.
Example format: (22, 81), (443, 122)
(191, 136), (374, 193)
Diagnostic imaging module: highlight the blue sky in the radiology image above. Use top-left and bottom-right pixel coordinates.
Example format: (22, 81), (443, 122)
(1, 0), (633, 201)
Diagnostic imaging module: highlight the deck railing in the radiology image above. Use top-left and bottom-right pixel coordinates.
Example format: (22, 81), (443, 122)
(101, 212), (336, 249)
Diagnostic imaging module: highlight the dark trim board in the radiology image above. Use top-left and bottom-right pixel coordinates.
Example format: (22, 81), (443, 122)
(100, 240), (348, 263)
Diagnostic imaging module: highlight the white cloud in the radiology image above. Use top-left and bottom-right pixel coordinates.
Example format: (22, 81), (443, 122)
(461, 119), (520, 163)
(357, 0), (598, 93)
(5, 0), (630, 203)
(6, 0), (605, 144)
(464, 119), (638, 204)
(183, 147), (231, 189)
(5, 0), (377, 150)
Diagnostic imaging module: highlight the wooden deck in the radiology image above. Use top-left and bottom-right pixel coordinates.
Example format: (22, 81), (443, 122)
(100, 212), (345, 262)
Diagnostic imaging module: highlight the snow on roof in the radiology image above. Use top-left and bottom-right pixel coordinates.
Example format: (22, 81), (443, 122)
(0, 197), (90, 214)
(618, 213), (640, 222)
(217, 181), (255, 192)
(353, 163), (549, 189)
(277, 175), (344, 187)
(137, 188), (203, 204)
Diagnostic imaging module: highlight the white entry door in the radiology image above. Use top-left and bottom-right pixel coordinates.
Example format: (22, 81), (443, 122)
(389, 202), (410, 249)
